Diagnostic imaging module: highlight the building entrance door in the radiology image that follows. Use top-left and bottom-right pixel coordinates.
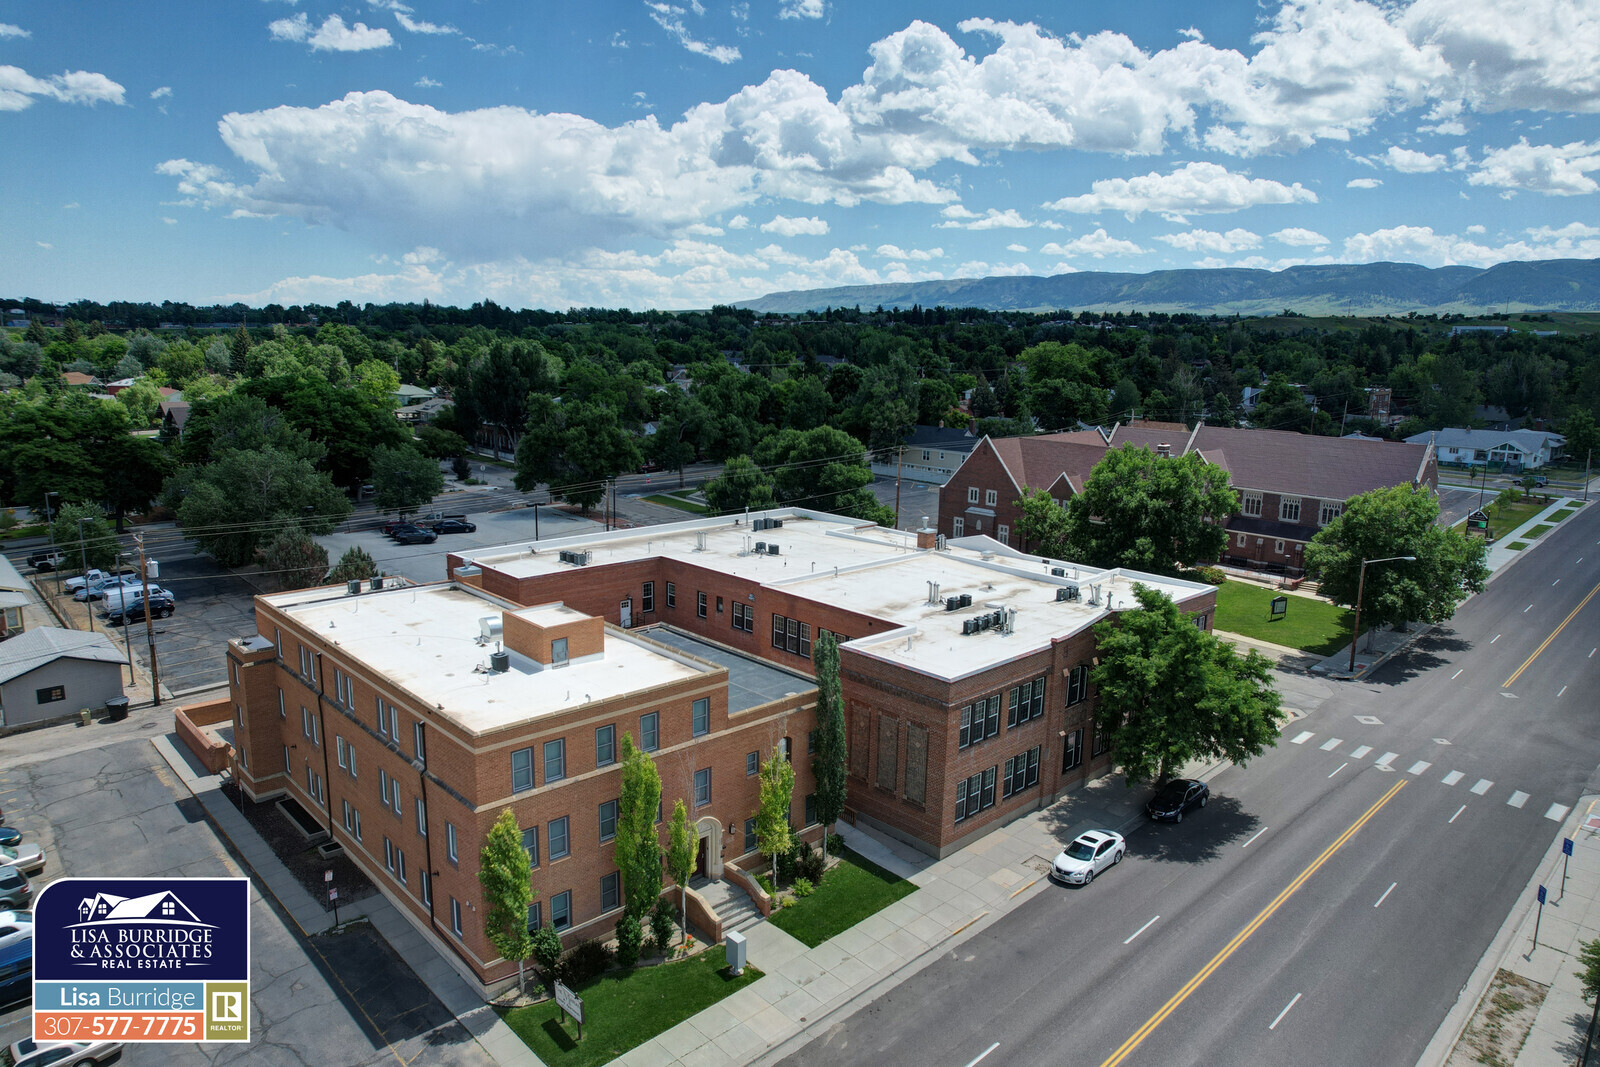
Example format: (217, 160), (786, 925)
(695, 835), (708, 878)
(620, 598), (633, 628)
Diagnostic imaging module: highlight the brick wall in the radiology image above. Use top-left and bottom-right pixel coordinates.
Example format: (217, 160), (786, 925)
(936, 439), (1030, 547)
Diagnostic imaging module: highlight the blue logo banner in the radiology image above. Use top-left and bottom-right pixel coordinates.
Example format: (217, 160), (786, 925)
(34, 878), (251, 982)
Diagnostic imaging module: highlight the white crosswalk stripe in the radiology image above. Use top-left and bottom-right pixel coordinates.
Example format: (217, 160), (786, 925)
(1320, 738), (1342, 751)
(1375, 752), (1398, 768)
(1471, 779), (1493, 796)
(1508, 791), (1530, 809)
(1350, 745), (1373, 759)
(1290, 730), (1314, 745)
(1408, 761), (1432, 775)
(1547, 804), (1571, 822)
(1442, 771), (1464, 786)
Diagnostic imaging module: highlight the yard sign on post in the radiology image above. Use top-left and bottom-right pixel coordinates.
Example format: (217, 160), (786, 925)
(554, 979), (584, 1040)
(1270, 596), (1288, 622)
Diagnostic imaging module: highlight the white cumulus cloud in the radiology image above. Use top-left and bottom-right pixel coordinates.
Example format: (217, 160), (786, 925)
(1045, 162), (1316, 219)
(1271, 227), (1330, 246)
(1347, 177), (1383, 188)
(0, 66), (126, 111)
(936, 207), (1032, 230)
(761, 214), (829, 236)
(0, 24), (29, 39)
(395, 12), (457, 35)
(1040, 229), (1147, 258)
(1154, 227), (1261, 253)
(1469, 139), (1600, 196)
(269, 13), (394, 51)
(415, 76), (441, 89)
(779, 0), (824, 19)
(1402, 0), (1600, 114)
(1382, 145), (1447, 172)
(874, 244), (942, 260)
(150, 86), (173, 100)
(646, 3), (740, 64)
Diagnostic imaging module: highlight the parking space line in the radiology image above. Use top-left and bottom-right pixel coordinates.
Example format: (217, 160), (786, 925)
(1350, 746), (1372, 759)
(1320, 738), (1343, 751)
(1242, 827), (1269, 848)
(1508, 791), (1530, 809)
(1290, 731), (1314, 745)
(1408, 761), (1431, 775)
(1328, 762), (1349, 779)
(1124, 916), (1160, 945)
(1547, 804), (1571, 822)
(965, 1042), (1001, 1067)
(1442, 771), (1464, 786)
(1471, 779), (1494, 796)
(1450, 805), (1466, 823)
(1269, 993), (1302, 1031)
(1374, 882), (1397, 907)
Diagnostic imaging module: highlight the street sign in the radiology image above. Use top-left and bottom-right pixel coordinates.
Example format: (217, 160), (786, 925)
(328, 887), (338, 901)
(325, 870), (334, 882)
(1538, 885), (1547, 905)
(1270, 595), (1288, 620)
(1565, 838), (1575, 857)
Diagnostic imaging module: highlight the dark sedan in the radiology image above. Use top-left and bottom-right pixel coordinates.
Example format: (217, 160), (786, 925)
(392, 526), (438, 545)
(1146, 778), (1209, 822)
(429, 518), (477, 534)
(0, 830), (18, 848)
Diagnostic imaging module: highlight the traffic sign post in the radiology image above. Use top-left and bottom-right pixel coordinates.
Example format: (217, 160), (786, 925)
(327, 870), (340, 927)
(1532, 885), (1547, 954)
(1564, 838), (1574, 900)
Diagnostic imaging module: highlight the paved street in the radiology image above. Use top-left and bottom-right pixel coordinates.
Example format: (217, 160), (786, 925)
(780, 503), (1600, 1067)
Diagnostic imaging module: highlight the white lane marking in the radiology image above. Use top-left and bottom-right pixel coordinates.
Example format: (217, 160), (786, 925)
(1408, 761), (1432, 775)
(1471, 779), (1494, 796)
(965, 1042), (1001, 1067)
(1508, 791), (1530, 809)
(1559, 686), (1568, 699)
(1374, 882), (1397, 908)
(1492, 634), (1501, 643)
(1290, 730), (1314, 745)
(1554, 579), (1561, 585)
(1269, 993), (1302, 1031)
(1524, 605), (1533, 613)
(1451, 669), (1463, 680)
(1242, 827), (1269, 848)
(1443, 771), (1465, 786)
(1329, 762), (1349, 778)
(1592, 648), (1597, 659)
(1450, 805), (1467, 823)
(1375, 752), (1398, 768)
(1124, 916), (1160, 945)
(1320, 738), (1343, 751)
(1548, 804), (1572, 822)
(1350, 745), (1373, 759)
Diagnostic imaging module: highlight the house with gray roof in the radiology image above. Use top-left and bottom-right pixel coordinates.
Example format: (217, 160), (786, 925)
(1404, 428), (1565, 469)
(0, 627), (125, 728)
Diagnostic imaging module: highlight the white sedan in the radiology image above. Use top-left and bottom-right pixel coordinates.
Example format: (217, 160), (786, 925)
(0, 845), (44, 877)
(2, 1038), (125, 1067)
(1051, 829), (1125, 885)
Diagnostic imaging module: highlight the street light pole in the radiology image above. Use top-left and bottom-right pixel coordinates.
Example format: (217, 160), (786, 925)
(43, 492), (60, 594)
(77, 517), (94, 633)
(1348, 555), (1417, 673)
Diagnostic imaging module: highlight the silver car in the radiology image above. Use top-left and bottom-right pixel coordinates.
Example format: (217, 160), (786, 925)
(0, 845), (44, 878)
(1, 1038), (126, 1066)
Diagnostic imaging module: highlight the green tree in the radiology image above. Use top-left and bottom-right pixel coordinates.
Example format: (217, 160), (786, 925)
(51, 503), (117, 573)
(531, 924), (564, 980)
(513, 397), (641, 512)
(1577, 937), (1600, 1002)
(666, 799), (696, 943)
(1057, 446), (1238, 574)
(156, 341), (206, 385)
(478, 809), (535, 993)
(753, 426), (893, 525)
(416, 425), (469, 460)
(229, 325), (252, 375)
(166, 447), (353, 567)
(702, 455), (777, 514)
(1303, 485), (1490, 638)
(810, 631), (847, 865)
(115, 378), (163, 428)
(1092, 584), (1284, 784)
(326, 545), (378, 585)
(1013, 488), (1074, 559)
(370, 444), (445, 515)
(1564, 409), (1600, 470)
(614, 734), (663, 919)
(353, 359), (402, 406)
(259, 528), (331, 591)
(756, 745), (795, 885)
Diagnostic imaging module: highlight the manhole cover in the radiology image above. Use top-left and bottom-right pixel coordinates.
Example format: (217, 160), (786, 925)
(141, 722), (158, 731)
(1354, 715), (1383, 725)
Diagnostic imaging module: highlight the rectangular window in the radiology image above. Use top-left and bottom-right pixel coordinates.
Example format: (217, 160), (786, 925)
(1241, 493), (1262, 518)
(1236, 532), (1247, 548)
(446, 822), (458, 864)
(1062, 728), (1083, 772)
(642, 581), (655, 613)
(640, 712), (659, 752)
(904, 723), (928, 806)
(413, 722), (426, 764)
(420, 871), (432, 907)
(599, 799), (618, 842)
(732, 602), (755, 632)
(716, 596), (723, 614)
(981, 766), (996, 810)
(1092, 728), (1111, 758)
(959, 704), (971, 748)
(379, 768), (390, 808)
(596, 724), (616, 767)
(1066, 665), (1089, 707)
(278, 688), (286, 719)
(771, 615), (813, 658)
(692, 698), (710, 737)
(1279, 497), (1302, 523)
(352, 807), (362, 841)
(416, 796), (427, 836)
(376, 697), (396, 740)
(985, 489), (998, 506)
(876, 716), (898, 791)
(1003, 747), (1040, 798)
(544, 738), (566, 783)
(967, 486), (979, 503)
(384, 836), (395, 873)
(522, 826), (539, 867)
(336, 736), (348, 770)
(551, 890), (571, 931)
(551, 637), (568, 667)
(694, 767), (712, 808)
(1195, 613), (1209, 630)
(666, 582), (676, 608)
(283, 745), (291, 773)
(1274, 539), (1286, 554)
(746, 751), (759, 777)
(805, 793), (817, 826)
(450, 898), (462, 937)
(952, 517), (964, 537)
(956, 771), (996, 823)
(342, 799), (354, 832)
(744, 818), (757, 852)
(387, 775), (402, 816)
(808, 730), (816, 754)
(1007, 686), (1022, 729)
(601, 871), (621, 912)
(697, 591), (707, 618)
(1030, 677), (1045, 720)
(526, 901), (542, 933)
(397, 849), (406, 885)
(549, 816), (570, 860)
(997, 524), (1009, 546)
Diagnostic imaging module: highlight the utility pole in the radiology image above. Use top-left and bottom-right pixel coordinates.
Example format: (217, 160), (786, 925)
(117, 551), (134, 685)
(43, 491), (60, 594)
(136, 533), (160, 705)
(1585, 448), (1592, 504)
(77, 518), (94, 633)
(893, 446), (905, 529)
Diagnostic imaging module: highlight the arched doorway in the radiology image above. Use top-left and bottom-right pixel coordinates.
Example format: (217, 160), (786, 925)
(693, 816), (724, 879)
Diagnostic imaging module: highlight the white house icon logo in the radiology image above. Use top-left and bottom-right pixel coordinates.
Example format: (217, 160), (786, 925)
(72, 890), (212, 929)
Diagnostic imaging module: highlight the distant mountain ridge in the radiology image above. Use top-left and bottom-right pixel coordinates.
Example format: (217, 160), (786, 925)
(734, 258), (1600, 316)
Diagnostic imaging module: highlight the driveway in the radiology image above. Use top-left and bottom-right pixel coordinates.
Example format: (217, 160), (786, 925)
(0, 737), (490, 1066)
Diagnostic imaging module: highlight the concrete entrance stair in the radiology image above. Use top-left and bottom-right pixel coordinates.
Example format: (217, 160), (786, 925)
(689, 875), (763, 937)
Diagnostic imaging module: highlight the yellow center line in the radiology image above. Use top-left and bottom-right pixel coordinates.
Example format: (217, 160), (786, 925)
(1504, 580), (1600, 687)
(1099, 780), (1407, 1067)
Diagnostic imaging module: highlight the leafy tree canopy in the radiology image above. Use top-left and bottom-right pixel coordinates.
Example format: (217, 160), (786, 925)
(166, 446), (352, 567)
(370, 444), (444, 515)
(702, 455), (777, 514)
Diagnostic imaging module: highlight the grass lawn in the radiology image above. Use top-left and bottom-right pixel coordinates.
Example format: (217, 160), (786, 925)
(497, 947), (760, 1067)
(767, 847), (918, 949)
(1482, 498), (1549, 533)
(1525, 523), (1556, 539)
(1506, 542), (1528, 551)
(1213, 582), (1356, 657)
(644, 494), (710, 515)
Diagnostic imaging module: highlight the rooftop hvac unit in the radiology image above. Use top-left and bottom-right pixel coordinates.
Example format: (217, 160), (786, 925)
(1055, 587), (1072, 602)
(978, 614), (991, 631)
(936, 534), (947, 550)
(770, 518), (783, 528)
(754, 542), (767, 554)
(370, 576), (385, 591)
(559, 549), (591, 566)
(990, 610), (1003, 628)
(959, 593), (972, 608)
(962, 619), (976, 635)
(346, 580), (361, 595)
(489, 650), (510, 672)
(1051, 567), (1066, 577)
(946, 596), (962, 612)
(768, 544), (780, 556)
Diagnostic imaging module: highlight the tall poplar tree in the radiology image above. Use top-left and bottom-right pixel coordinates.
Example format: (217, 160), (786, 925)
(666, 799), (696, 943)
(756, 746), (795, 885)
(478, 809), (534, 992)
(613, 734), (663, 918)
(810, 631), (847, 864)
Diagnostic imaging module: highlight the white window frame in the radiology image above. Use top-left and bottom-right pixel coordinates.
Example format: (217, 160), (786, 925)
(1241, 493), (1262, 518)
(415, 796), (427, 836)
(952, 517), (964, 537)
(997, 524), (1009, 546)
(446, 821), (459, 864)
(967, 486), (980, 503)
(1319, 500), (1342, 526)
(1279, 497), (1302, 523)
(984, 489), (998, 506)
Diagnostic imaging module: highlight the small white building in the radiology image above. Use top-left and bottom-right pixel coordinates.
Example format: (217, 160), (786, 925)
(0, 628), (126, 728)
(1404, 428), (1565, 469)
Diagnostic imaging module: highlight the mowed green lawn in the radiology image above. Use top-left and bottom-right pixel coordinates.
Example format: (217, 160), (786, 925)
(1213, 582), (1355, 656)
(768, 847), (918, 949)
(498, 947), (761, 1067)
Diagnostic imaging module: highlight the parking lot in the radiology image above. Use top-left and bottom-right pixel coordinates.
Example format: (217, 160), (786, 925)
(0, 736), (490, 1066)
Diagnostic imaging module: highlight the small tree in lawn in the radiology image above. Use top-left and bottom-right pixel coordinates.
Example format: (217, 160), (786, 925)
(531, 924), (563, 982)
(478, 809), (534, 993)
(1578, 937), (1600, 1001)
(666, 799), (696, 944)
(756, 745), (795, 886)
(811, 630), (848, 865)
(613, 734), (663, 919)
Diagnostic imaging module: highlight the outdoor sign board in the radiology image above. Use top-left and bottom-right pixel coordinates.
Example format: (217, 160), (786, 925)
(554, 979), (584, 1025)
(32, 877), (251, 1044)
(1270, 595), (1288, 620)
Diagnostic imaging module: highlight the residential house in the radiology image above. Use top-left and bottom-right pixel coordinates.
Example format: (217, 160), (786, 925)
(0, 628), (125, 728)
(1405, 428), (1564, 470)
(869, 425), (980, 485)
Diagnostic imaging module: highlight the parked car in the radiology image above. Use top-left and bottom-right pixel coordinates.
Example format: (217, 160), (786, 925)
(1051, 830), (1125, 886)
(391, 526), (438, 545)
(0, 829), (19, 848)
(1525, 474), (1549, 488)
(429, 517), (476, 534)
(0, 868), (30, 911)
(1146, 778), (1210, 822)
(25, 550), (66, 572)
(63, 568), (138, 595)
(0, 937), (30, 1009)
(104, 587), (176, 625)
(72, 573), (142, 602)
(0, 912), (32, 955)
(1, 1038), (125, 1067)
(0, 845), (44, 877)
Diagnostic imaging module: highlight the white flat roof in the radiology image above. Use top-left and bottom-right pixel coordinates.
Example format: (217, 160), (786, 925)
(461, 511), (1212, 682)
(262, 583), (714, 736)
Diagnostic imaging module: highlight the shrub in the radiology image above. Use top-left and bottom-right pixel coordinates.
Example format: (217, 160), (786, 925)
(641, 932), (657, 958)
(530, 924), (563, 979)
(799, 844), (825, 883)
(756, 872), (776, 898)
(651, 896), (676, 949)
(558, 939), (613, 986)
(779, 839), (823, 884)
(452, 455), (471, 481)
(826, 832), (844, 857)
(793, 877), (815, 897)
(1190, 565), (1227, 586)
(614, 913), (643, 968)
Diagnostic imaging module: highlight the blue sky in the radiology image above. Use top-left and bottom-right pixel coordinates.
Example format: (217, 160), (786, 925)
(2, 0), (1598, 310)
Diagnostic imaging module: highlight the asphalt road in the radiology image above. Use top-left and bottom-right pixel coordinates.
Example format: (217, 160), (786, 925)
(782, 503), (1600, 1067)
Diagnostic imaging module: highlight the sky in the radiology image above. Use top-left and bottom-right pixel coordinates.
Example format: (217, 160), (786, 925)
(2, 0), (1599, 311)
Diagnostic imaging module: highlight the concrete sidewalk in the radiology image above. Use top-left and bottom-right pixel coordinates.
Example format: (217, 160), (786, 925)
(1424, 797), (1600, 1067)
(148, 732), (539, 1067)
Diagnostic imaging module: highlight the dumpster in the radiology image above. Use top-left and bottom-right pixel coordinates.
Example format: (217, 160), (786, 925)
(105, 696), (129, 722)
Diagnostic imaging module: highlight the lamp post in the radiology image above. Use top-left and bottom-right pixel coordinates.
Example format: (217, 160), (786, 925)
(77, 517), (95, 633)
(1348, 555), (1416, 673)
(533, 500), (541, 542)
(42, 492), (60, 594)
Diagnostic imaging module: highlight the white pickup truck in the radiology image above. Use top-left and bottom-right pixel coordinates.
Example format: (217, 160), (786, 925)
(63, 568), (139, 596)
